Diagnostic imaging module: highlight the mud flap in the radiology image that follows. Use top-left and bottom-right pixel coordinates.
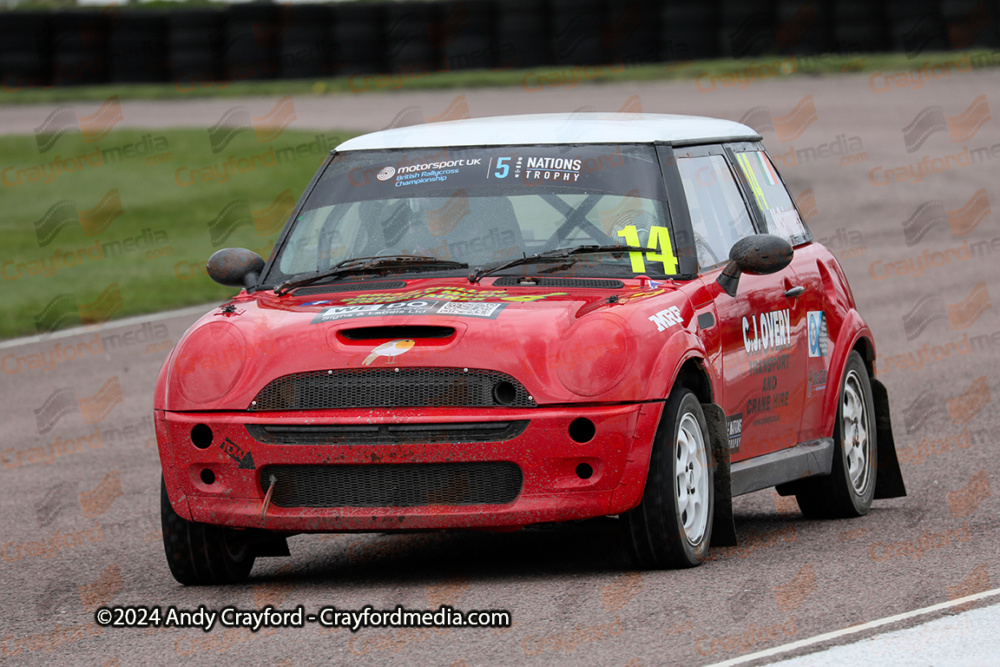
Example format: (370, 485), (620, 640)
(245, 529), (292, 557)
(702, 403), (737, 547)
(871, 380), (907, 499)
(254, 538), (291, 558)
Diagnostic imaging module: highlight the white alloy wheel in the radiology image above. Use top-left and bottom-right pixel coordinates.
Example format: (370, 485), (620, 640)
(842, 369), (871, 494)
(676, 412), (710, 545)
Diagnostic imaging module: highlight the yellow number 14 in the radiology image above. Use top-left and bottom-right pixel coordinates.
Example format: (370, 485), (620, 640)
(616, 225), (678, 275)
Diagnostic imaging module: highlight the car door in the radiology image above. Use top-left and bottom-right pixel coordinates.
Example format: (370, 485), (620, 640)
(673, 145), (807, 462)
(727, 144), (814, 452)
(730, 145), (830, 442)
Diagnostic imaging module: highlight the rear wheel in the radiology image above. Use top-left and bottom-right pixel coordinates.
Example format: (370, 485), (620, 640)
(795, 351), (877, 518)
(622, 388), (714, 568)
(161, 477), (256, 585)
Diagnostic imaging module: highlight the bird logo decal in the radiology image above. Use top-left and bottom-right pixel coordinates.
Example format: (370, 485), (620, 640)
(362, 339), (415, 366)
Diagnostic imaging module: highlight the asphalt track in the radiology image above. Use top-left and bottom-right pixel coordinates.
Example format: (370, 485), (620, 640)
(3, 63), (1000, 665)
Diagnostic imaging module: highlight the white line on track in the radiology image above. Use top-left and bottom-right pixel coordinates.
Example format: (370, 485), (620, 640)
(702, 587), (1000, 667)
(0, 302), (217, 350)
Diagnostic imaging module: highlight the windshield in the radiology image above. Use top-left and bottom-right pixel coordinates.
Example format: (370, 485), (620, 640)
(265, 144), (679, 284)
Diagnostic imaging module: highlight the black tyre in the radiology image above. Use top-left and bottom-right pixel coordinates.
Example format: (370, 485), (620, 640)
(384, 3), (440, 73)
(550, 0), (606, 66)
(51, 11), (107, 86)
(168, 10), (224, 84)
(835, 22), (889, 52)
(775, 0), (833, 55)
(161, 476), (256, 585)
(605, 0), (661, 65)
(331, 3), (385, 75)
(623, 388), (714, 569)
(109, 13), (169, 84)
(224, 5), (280, 81)
(795, 351), (877, 518)
(662, 5), (719, 60)
(497, 0), (549, 68)
(278, 5), (334, 79)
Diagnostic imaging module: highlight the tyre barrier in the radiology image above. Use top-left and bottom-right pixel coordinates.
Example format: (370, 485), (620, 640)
(332, 2), (385, 76)
(278, 4), (334, 80)
(439, 0), (496, 72)
(110, 12), (168, 83)
(168, 10), (225, 88)
(0, 11), (49, 90)
(496, 0), (549, 69)
(662, 3), (719, 61)
(384, 1), (440, 74)
(775, 0), (834, 55)
(606, 0), (662, 65)
(224, 3), (280, 81)
(51, 10), (107, 86)
(833, 0), (889, 53)
(550, 0), (607, 66)
(0, 0), (995, 88)
(939, 0), (1000, 49)
(718, 0), (777, 58)
(885, 0), (949, 57)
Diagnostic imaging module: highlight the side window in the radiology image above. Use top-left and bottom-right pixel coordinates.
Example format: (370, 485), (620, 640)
(733, 150), (809, 244)
(676, 155), (756, 270)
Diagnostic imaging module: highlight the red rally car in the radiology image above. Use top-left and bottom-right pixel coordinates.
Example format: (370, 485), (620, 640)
(156, 113), (906, 585)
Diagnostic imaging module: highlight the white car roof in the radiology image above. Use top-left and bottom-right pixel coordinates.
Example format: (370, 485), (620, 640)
(336, 112), (761, 151)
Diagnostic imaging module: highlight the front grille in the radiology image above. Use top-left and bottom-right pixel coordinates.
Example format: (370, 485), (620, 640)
(246, 420), (529, 445)
(260, 462), (523, 507)
(492, 277), (624, 289)
(249, 368), (535, 411)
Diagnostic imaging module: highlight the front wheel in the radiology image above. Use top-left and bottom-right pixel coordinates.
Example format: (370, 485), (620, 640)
(794, 351), (877, 518)
(622, 388), (714, 568)
(161, 477), (256, 585)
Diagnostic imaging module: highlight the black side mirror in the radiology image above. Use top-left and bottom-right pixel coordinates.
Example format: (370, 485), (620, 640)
(717, 234), (794, 297)
(207, 248), (265, 288)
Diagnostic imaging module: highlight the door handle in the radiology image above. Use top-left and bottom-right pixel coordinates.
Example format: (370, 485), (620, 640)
(785, 286), (806, 298)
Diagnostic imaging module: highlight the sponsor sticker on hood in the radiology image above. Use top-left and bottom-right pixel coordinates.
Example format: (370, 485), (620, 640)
(312, 299), (507, 324)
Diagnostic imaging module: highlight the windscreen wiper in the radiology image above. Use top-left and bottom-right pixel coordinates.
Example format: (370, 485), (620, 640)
(468, 245), (651, 283)
(275, 255), (468, 295)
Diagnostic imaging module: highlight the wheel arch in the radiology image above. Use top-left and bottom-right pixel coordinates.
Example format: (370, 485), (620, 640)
(823, 313), (906, 500)
(641, 328), (717, 403)
(674, 357), (715, 404)
(853, 334), (876, 380)
(820, 310), (875, 439)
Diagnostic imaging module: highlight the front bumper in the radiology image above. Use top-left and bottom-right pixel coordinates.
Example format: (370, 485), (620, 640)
(156, 402), (663, 532)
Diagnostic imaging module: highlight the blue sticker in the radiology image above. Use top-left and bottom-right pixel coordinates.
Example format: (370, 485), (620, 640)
(808, 311), (828, 357)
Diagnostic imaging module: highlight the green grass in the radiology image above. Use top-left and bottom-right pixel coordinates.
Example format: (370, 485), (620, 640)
(0, 127), (358, 339)
(1, 50), (995, 105)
